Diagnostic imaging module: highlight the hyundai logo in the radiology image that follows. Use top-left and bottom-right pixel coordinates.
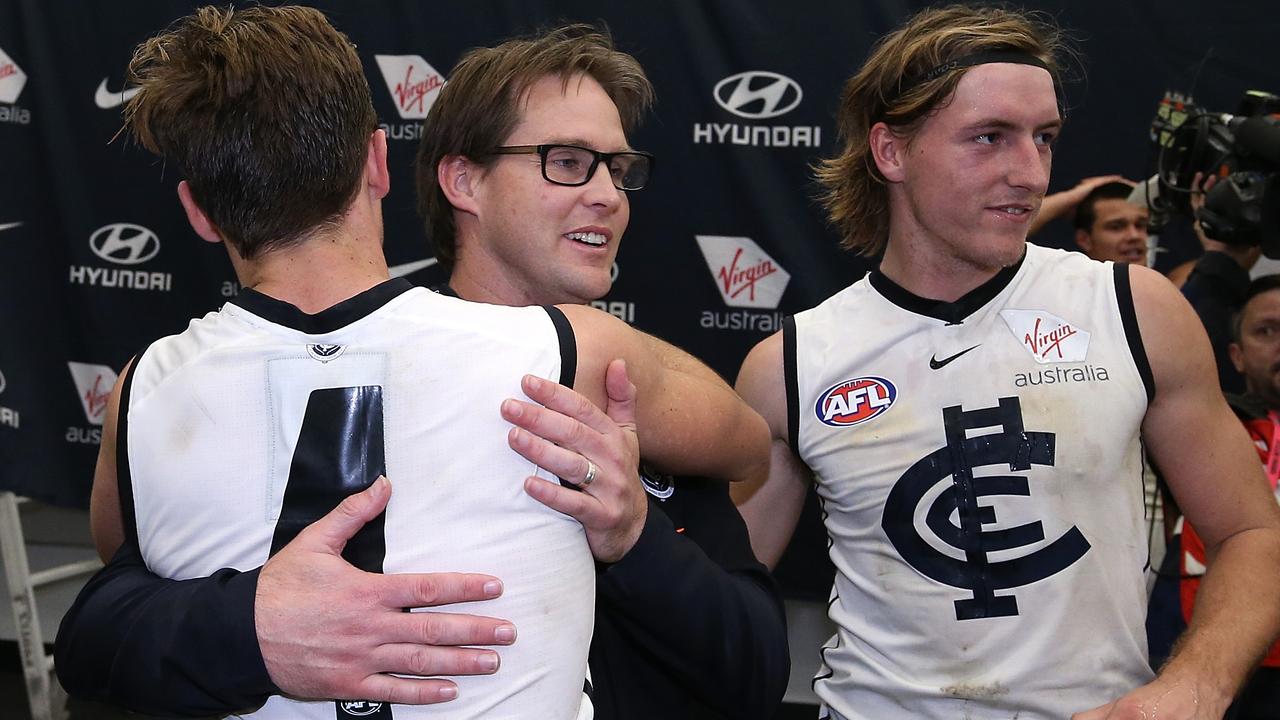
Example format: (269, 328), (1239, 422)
(90, 223), (160, 265)
(713, 71), (802, 119)
(0, 369), (6, 395)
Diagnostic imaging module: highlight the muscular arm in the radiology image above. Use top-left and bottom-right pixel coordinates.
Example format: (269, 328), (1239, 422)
(560, 304), (770, 485)
(732, 330), (812, 569)
(1075, 265), (1280, 719)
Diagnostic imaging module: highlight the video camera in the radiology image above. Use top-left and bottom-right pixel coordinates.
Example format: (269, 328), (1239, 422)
(1148, 90), (1280, 256)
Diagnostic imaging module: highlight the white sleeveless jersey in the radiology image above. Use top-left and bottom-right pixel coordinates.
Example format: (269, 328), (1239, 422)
(789, 245), (1156, 719)
(119, 280), (594, 720)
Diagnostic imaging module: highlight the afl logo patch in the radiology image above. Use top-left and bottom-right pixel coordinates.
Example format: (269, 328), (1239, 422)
(815, 376), (896, 427)
(307, 344), (345, 363)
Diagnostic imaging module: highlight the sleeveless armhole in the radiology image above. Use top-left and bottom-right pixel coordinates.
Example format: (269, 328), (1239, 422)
(783, 315), (800, 453)
(543, 306), (577, 389)
(1114, 263), (1155, 404)
(116, 344), (150, 549)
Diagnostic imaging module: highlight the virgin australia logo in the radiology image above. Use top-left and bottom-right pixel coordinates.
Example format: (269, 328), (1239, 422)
(695, 235), (790, 309)
(373, 55), (444, 119)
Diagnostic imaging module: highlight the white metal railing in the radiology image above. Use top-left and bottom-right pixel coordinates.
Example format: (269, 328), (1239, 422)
(0, 492), (101, 720)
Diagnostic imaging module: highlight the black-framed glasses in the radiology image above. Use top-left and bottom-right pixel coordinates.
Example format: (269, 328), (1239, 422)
(491, 144), (654, 191)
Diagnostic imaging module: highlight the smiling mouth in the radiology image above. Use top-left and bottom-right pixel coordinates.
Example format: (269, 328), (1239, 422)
(566, 231), (606, 247)
(992, 205), (1032, 216)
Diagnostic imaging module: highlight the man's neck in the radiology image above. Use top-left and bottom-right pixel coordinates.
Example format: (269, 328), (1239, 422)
(234, 225), (390, 314)
(878, 234), (1020, 303)
(447, 264), (540, 307)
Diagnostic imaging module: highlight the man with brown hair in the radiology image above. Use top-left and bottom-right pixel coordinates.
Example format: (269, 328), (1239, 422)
(1072, 180), (1151, 265)
(410, 24), (788, 719)
(57, 7), (771, 718)
(734, 4), (1280, 719)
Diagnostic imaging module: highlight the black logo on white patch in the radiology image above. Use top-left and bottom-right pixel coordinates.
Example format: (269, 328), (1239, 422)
(307, 344), (345, 363)
(882, 397), (1089, 620)
(338, 700), (384, 716)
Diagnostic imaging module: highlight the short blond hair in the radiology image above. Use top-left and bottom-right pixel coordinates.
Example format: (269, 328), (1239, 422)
(816, 5), (1067, 256)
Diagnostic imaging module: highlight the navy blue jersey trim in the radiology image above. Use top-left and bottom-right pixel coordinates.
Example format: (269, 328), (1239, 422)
(783, 315), (800, 453)
(544, 306), (577, 389)
(116, 345), (149, 549)
(231, 278), (414, 334)
(1114, 264), (1155, 403)
(870, 249), (1025, 324)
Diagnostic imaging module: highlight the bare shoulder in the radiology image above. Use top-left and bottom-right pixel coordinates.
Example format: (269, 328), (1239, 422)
(1126, 263), (1213, 390)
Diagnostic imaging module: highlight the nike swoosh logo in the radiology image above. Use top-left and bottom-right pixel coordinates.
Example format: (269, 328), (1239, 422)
(929, 344), (980, 370)
(0, 222), (22, 233)
(388, 257), (437, 277)
(94, 79), (141, 110)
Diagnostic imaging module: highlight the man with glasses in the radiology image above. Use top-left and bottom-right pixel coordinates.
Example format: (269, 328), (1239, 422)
(415, 24), (788, 719)
(57, 21), (788, 720)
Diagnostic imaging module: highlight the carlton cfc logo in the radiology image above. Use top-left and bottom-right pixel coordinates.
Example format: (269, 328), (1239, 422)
(815, 376), (896, 427)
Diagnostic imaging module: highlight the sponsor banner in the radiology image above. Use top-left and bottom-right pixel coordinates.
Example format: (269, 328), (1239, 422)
(374, 54), (444, 141)
(68, 361), (117, 427)
(693, 70), (820, 148)
(0, 44), (32, 124)
(66, 362), (117, 445)
(0, 368), (16, 430)
(69, 223), (173, 292)
(94, 78), (140, 110)
(696, 235), (789, 309)
(696, 235), (790, 333)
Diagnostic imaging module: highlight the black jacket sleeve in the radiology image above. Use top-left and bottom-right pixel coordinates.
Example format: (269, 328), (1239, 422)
(1180, 250), (1250, 394)
(592, 484), (789, 719)
(54, 542), (276, 716)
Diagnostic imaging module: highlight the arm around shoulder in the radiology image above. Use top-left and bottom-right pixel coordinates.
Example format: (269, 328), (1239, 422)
(560, 303), (770, 486)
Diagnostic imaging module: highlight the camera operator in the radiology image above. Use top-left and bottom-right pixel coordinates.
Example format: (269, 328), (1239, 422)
(1181, 173), (1263, 394)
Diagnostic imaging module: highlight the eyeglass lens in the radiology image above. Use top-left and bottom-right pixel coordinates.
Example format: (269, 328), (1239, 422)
(543, 145), (650, 190)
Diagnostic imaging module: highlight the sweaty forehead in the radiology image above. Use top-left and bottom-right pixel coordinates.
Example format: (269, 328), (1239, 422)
(947, 63), (1059, 126)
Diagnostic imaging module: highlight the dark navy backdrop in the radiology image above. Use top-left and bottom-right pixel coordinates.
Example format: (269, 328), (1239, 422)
(2, 0), (1275, 597)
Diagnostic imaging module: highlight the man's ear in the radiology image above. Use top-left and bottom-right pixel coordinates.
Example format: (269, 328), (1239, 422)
(437, 154), (482, 216)
(1229, 341), (1246, 374)
(1074, 228), (1094, 254)
(869, 121), (907, 183)
(176, 181), (223, 245)
(365, 128), (390, 200)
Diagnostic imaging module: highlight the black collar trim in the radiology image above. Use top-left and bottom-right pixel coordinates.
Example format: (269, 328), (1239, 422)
(230, 278), (415, 334)
(869, 251), (1025, 325)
